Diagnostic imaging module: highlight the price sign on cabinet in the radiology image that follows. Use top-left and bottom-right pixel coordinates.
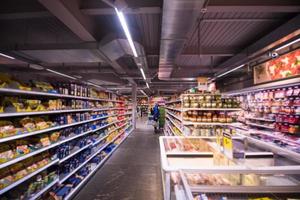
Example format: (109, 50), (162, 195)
(223, 132), (233, 159)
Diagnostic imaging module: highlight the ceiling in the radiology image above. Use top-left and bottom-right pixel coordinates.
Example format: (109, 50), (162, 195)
(0, 0), (299, 96)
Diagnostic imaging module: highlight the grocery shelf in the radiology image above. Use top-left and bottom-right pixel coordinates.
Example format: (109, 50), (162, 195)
(0, 87), (125, 103)
(28, 178), (59, 200)
(246, 122), (274, 130)
(59, 123), (128, 184)
(93, 123), (128, 146)
(165, 107), (182, 112)
(166, 111), (182, 121)
(59, 144), (107, 184)
(246, 117), (275, 122)
(0, 114), (114, 143)
(0, 120), (125, 169)
(0, 142), (62, 169)
(182, 121), (234, 126)
(0, 159), (59, 195)
(63, 128), (132, 200)
(59, 143), (92, 164)
(0, 108), (93, 118)
(0, 107), (132, 118)
(166, 116), (183, 134)
(183, 108), (241, 111)
(165, 99), (181, 104)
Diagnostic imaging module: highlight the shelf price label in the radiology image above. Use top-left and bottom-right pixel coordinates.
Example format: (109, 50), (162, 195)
(223, 132), (233, 159)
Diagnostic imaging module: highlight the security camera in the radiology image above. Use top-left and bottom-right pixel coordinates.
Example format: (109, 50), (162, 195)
(201, 8), (207, 13)
(268, 51), (279, 58)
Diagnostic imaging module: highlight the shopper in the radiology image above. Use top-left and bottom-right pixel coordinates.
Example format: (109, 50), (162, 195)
(152, 103), (160, 133)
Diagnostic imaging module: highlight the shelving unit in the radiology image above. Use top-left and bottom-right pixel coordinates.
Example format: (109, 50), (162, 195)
(0, 86), (134, 199)
(63, 128), (134, 200)
(227, 78), (300, 160)
(164, 93), (240, 137)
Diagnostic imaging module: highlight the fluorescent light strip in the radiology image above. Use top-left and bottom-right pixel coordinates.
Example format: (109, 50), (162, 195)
(217, 64), (245, 78)
(87, 82), (103, 89)
(146, 82), (150, 89)
(275, 38), (300, 51)
(140, 90), (147, 96)
(46, 69), (77, 80)
(0, 53), (15, 60)
(115, 8), (138, 57)
(140, 68), (146, 80)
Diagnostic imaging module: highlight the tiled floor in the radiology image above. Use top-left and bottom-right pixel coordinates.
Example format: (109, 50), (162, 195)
(73, 118), (163, 200)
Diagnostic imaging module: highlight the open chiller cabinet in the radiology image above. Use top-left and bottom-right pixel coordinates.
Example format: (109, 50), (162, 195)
(159, 136), (300, 200)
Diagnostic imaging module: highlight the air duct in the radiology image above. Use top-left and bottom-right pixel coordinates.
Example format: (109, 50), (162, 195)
(158, 0), (205, 80)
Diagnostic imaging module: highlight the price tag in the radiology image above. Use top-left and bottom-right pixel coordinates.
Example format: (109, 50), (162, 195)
(223, 132), (233, 158)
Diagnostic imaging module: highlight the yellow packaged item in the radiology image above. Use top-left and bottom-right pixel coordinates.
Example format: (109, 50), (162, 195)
(0, 144), (14, 163)
(10, 163), (28, 181)
(0, 168), (13, 189)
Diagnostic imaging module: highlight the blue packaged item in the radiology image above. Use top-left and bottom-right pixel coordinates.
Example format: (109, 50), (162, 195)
(55, 186), (72, 198)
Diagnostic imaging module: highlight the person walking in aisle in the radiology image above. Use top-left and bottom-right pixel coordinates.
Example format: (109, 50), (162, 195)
(152, 103), (160, 133)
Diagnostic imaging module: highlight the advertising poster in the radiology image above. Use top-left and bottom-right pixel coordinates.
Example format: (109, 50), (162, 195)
(254, 49), (300, 84)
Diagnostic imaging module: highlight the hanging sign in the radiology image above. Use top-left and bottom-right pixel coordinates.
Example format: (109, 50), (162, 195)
(197, 77), (208, 91)
(254, 49), (300, 84)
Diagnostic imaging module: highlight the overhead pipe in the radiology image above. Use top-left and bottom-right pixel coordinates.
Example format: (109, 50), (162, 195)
(158, 0), (205, 80)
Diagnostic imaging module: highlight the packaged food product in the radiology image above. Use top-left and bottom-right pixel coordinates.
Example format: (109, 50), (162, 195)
(38, 135), (51, 147)
(33, 81), (56, 93)
(0, 144), (14, 163)
(20, 117), (36, 132)
(0, 120), (20, 138)
(10, 163), (28, 181)
(0, 168), (13, 189)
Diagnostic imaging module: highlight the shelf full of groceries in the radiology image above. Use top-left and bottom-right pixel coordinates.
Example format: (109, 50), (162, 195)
(0, 73), (133, 200)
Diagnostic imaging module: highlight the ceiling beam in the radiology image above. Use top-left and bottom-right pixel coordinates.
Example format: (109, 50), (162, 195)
(0, 11), (51, 20)
(207, 5), (300, 13)
(38, 0), (96, 42)
(201, 18), (285, 22)
(81, 7), (161, 15)
(37, 0), (136, 83)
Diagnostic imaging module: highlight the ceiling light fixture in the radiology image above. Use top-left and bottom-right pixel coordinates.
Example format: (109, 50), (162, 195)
(140, 68), (146, 80)
(217, 64), (245, 78)
(140, 90), (147, 96)
(0, 53), (15, 60)
(146, 82), (150, 88)
(46, 69), (77, 80)
(275, 38), (300, 51)
(115, 8), (138, 57)
(86, 82), (104, 89)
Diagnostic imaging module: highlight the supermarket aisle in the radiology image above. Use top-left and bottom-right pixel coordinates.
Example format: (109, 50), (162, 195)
(74, 117), (163, 200)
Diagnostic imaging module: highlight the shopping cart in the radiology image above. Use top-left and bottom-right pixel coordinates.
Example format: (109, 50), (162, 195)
(148, 114), (159, 133)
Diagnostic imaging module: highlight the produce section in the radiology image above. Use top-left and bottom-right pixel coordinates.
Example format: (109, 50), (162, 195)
(0, 74), (133, 199)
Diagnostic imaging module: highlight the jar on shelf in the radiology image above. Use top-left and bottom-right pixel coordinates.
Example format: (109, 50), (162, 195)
(271, 106), (280, 114)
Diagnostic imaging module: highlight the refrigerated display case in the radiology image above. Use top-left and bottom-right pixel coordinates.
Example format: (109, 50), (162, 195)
(159, 136), (300, 200)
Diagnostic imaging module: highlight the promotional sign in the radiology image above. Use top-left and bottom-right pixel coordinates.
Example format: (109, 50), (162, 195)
(254, 49), (300, 84)
(223, 132), (233, 159)
(197, 77), (208, 91)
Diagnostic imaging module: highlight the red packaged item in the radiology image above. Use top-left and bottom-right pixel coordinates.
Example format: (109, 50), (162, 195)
(274, 89), (285, 99)
(294, 98), (300, 106)
(293, 87), (300, 97)
(281, 123), (290, 133)
(288, 116), (300, 124)
(275, 123), (281, 132)
(286, 87), (294, 97)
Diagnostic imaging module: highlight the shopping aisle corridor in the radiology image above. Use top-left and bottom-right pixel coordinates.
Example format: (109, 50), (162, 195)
(74, 117), (163, 200)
